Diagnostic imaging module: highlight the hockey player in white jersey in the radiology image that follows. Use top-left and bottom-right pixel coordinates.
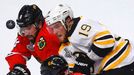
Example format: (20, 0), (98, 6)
(45, 3), (134, 75)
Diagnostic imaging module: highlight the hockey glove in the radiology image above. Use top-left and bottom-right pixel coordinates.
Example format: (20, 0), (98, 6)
(72, 52), (95, 75)
(7, 64), (31, 75)
(40, 55), (68, 75)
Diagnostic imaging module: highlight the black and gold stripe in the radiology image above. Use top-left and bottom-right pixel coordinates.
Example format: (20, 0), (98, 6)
(91, 30), (115, 57)
(98, 39), (131, 73)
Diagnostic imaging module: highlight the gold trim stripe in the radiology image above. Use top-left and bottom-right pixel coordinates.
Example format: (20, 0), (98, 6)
(94, 38), (114, 46)
(95, 30), (110, 40)
(98, 40), (130, 73)
(104, 43), (131, 71)
(58, 42), (70, 53)
(68, 63), (75, 68)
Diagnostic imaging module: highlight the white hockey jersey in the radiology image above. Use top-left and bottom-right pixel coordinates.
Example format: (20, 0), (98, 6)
(58, 17), (134, 74)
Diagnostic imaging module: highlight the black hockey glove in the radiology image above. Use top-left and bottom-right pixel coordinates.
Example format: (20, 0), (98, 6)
(40, 55), (68, 75)
(72, 52), (95, 75)
(7, 64), (31, 75)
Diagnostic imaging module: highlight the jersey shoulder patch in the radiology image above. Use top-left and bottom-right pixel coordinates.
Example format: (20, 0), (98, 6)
(37, 36), (46, 50)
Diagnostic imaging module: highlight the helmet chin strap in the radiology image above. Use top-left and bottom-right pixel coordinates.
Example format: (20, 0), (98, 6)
(60, 20), (67, 30)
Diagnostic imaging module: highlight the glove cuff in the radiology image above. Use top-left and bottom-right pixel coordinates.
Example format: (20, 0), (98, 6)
(14, 64), (31, 75)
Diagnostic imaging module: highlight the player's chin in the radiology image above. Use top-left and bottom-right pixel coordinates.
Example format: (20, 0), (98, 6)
(27, 35), (34, 40)
(58, 35), (65, 43)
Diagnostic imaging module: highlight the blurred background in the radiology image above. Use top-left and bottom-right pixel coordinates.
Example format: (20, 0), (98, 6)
(1, 0), (134, 75)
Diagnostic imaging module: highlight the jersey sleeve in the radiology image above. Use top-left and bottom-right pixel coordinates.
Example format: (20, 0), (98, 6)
(91, 30), (115, 57)
(5, 34), (32, 70)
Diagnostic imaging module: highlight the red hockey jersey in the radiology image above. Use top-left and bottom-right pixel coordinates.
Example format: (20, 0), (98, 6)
(5, 21), (60, 70)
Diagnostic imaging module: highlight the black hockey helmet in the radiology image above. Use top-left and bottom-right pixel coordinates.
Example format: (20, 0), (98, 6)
(16, 4), (44, 28)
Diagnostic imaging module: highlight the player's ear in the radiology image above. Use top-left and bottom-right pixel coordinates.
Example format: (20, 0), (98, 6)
(65, 16), (73, 31)
(65, 16), (72, 25)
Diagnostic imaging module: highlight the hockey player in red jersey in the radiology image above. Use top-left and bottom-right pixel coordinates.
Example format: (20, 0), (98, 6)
(6, 4), (61, 75)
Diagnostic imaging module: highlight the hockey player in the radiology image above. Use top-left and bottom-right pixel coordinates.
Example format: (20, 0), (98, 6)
(6, 4), (61, 75)
(45, 3), (134, 75)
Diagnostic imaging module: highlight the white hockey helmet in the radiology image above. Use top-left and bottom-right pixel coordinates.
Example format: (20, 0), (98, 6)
(45, 4), (73, 30)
